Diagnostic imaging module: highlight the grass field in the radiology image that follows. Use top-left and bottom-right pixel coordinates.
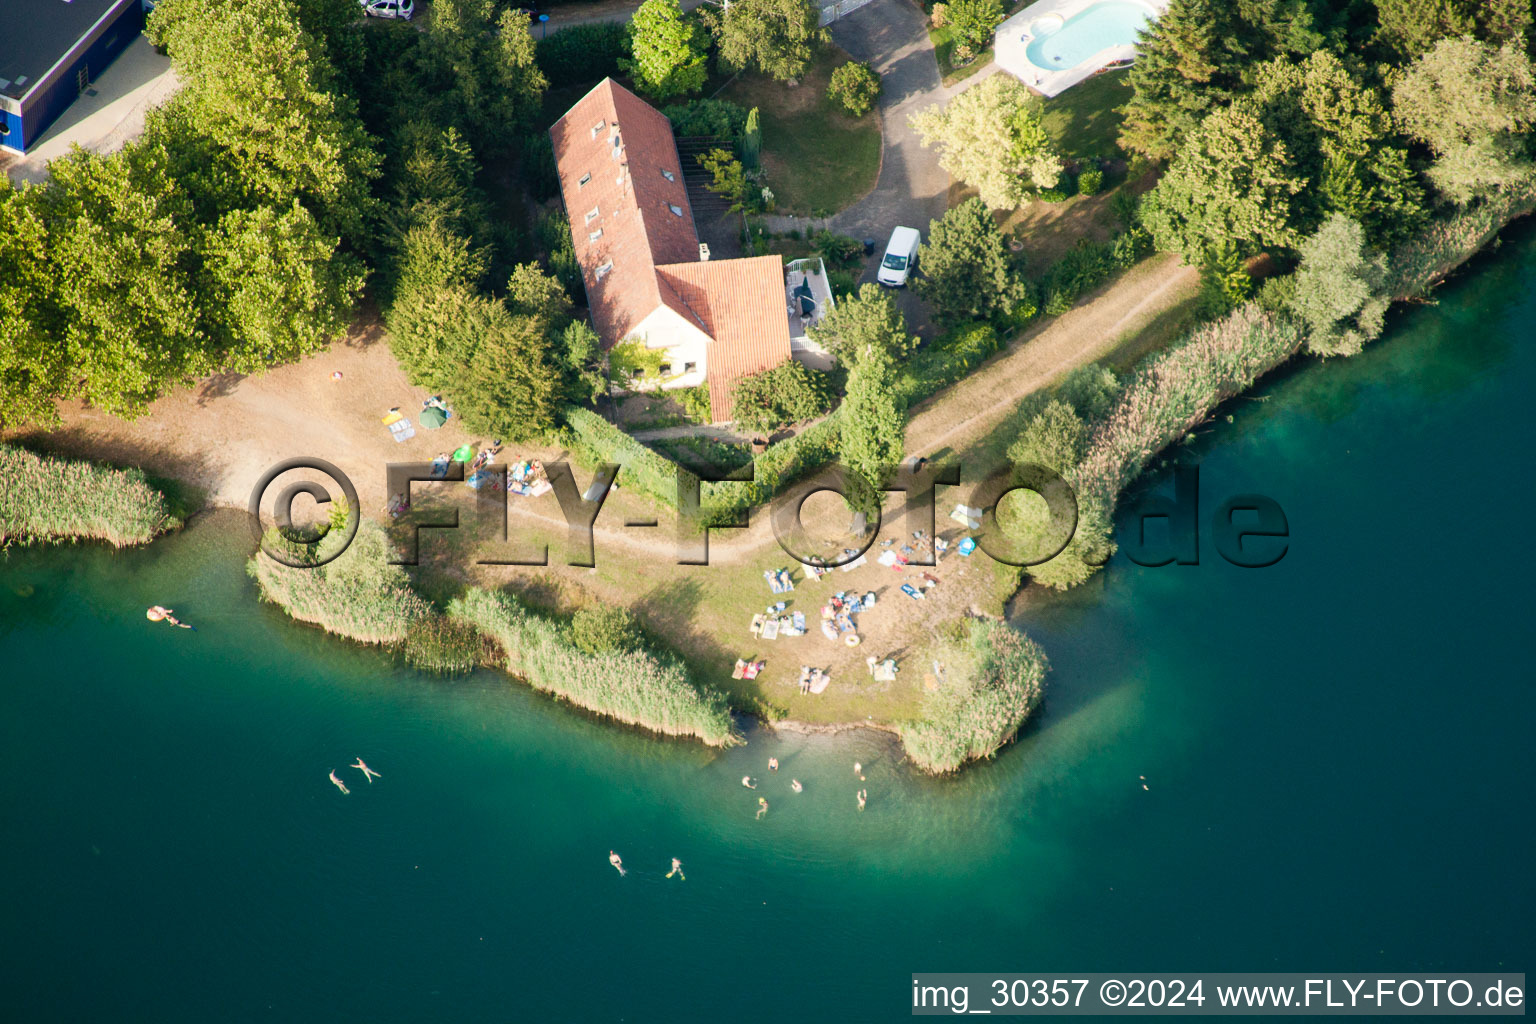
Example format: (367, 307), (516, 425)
(721, 48), (882, 217)
(1036, 69), (1132, 161)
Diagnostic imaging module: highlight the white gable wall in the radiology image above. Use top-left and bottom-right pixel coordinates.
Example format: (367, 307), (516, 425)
(626, 304), (711, 390)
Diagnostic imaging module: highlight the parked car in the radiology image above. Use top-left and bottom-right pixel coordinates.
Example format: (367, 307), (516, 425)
(360, 0), (414, 20)
(876, 226), (920, 287)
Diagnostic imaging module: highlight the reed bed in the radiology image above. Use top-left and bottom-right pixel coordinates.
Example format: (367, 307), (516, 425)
(249, 519), (429, 645)
(901, 619), (1049, 774)
(449, 587), (738, 747)
(0, 444), (178, 547)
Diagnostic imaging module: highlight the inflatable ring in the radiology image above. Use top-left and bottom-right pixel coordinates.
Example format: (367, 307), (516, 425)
(844, 633), (861, 647)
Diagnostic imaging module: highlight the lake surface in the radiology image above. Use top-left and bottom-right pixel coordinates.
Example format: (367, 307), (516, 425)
(3, 225), (1533, 1021)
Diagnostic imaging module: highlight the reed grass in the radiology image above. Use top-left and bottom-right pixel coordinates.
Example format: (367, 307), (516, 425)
(248, 519), (429, 646)
(901, 619), (1049, 774)
(0, 444), (179, 547)
(449, 587), (738, 746)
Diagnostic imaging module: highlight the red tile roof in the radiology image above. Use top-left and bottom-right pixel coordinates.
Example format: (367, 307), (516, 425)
(550, 78), (700, 343)
(656, 256), (792, 421)
(549, 79), (792, 423)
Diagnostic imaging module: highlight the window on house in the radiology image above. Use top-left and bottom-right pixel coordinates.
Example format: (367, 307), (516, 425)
(661, 169), (675, 182)
(585, 207), (599, 222)
(683, 362), (697, 374)
(589, 229), (603, 242)
(590, 119), (604, 138)
(595, 261), (613, 282)
(668, 203), (684, 217)
(578, 172), (591, 187)
(658, 363), (672, 376)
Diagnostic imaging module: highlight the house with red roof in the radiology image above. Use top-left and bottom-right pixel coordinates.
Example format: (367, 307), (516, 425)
(550, 78), (833, 422)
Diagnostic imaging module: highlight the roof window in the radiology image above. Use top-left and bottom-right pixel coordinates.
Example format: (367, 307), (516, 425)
(578, 172), (591, 187)
(585, 206), (599, 223)
(662, 169), (676, 182)
(669, 204), (684, 217)
(590, 119), (605, 138)
(595, 261), (613, 282)
(589, 228), (603, 242)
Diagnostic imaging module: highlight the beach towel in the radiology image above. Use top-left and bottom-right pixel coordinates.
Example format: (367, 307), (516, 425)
(383, 412), (417, 443)
(821, 620), (838, 641)
(761, 619), (780, 641)
(743, 660), (764, 680)
(792, 611), (806, 631)
(732, 659), (748, 679)
(809, 671), (831, 695)
(957, 537), (977, 557)
(877, 550), (899, 567)
(901, 583), (925, 600)
(838, 554), (867, 572)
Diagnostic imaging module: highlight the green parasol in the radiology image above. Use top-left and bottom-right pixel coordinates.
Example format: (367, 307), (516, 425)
(419, 406), (448, 429)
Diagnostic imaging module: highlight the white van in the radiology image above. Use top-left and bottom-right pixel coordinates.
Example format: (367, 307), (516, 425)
(360, 0), (414, 19)
(876, 226), (920, 287)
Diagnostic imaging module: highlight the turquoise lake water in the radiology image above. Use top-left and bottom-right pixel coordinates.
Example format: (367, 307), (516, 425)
(2, 225), (1534, 1021)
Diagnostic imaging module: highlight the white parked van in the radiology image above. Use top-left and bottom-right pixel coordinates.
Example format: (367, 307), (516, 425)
(360, 0), (414, 19)
(876, 226), (920, 287)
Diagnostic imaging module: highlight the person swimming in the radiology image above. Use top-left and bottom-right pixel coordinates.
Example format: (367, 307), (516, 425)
(768, 757), (779, 771)
(854, 761), (865, 781)
(351, 758), (381, 782)
(667, 858), (686, 880)
(329, 770), (350, 795)
(756, 797), (769, 820)
(791, 779), (803, 794)
(146, 606), (193, 629)
(609, 851), (626, 876)
(857, 788), (867, 811)
(741, 776), (756, 789)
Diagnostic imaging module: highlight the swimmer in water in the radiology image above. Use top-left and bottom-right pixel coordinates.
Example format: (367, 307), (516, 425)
(768, 757), (779, 771)
(854, 761), (865, 781)
(741, 776), (756, 789)
(667, 858), (685, 880)
(609, 851), (626, 876)
(857, 788), (867, 811)
(351, 758), (381, 782)
(791, 779), (803, 794)
(756, 797), (769, 820)
(329, 770), (350, 795)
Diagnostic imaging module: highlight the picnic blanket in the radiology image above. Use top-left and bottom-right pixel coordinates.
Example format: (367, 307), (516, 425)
(838, 554), (868, 572)
(809, 669), (831, 694)
(901, 583), (925, 600)
(733, 658), (765, 680)
(760, 618), (780, 641)
(876, 550), (900, 568)
(382, 411), (416, 443)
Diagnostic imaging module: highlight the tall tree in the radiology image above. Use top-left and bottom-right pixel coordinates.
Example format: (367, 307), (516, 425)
(1370, 0), (1532, 62)
(1392, 38), (1536, 205)
(915, 198), (1027, 321)
(711, 0), (826, 84)
(808, 284), (916, 364)
(1290, 214), (1388, 357)
(417, 0), (549, 148)
(1140, 101), (1306, 262)
(622, 0), (709, 100)
(910, 75), (1062, 209)
(148, 0), (380, 243)
(0, 182), (66, 427)
(840, 343), (905, 511)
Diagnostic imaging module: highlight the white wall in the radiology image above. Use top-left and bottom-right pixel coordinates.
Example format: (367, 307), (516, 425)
(627, 305), (711, 390)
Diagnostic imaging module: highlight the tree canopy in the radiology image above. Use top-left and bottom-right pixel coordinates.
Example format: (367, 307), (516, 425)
(916, 199), (1027, 322)
(622, 0), (709, 100)
(911, 75), (1061, 209)
(808, 284), (917, 364)
(711, 0), (826, 83)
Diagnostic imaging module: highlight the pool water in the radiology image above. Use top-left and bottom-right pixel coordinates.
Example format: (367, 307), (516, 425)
(1026, 1), (1154, 70)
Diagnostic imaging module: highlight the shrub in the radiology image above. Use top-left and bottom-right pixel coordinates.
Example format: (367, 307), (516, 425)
(930, 2), (949, 28)
(450, 587), (737, 745)
(1038, 188), (1069, 203)
(826, 268), (859, 296)
(828, 61), (881, 117)
(403, 616), (482, 675)
(1077, 168), (1103, 196)
(900, 619), (1049, 773)
(730, 360), (834, 435)
(535, 23), (630, 89)
(0, 446), (179, 548)
(894, 322), (1000, 404)
(679, 384), (713, 423)
(813, 230), (865, 270)
(700, 412), (844, 520)
(662, 98), (750, 139)
(564, 407), (700, 512)
(946, 0), (1004, 50)
(249, 519), (430, 646)
(647, 436), (755, 475)
(569, 604), (646, 655)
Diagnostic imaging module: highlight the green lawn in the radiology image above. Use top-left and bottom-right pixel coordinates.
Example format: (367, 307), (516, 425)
(1036, 69), (1133, 161)
(721, 48), (882, 218)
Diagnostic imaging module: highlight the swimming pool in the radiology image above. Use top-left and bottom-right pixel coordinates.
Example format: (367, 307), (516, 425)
(1025, 0), (1154, 70)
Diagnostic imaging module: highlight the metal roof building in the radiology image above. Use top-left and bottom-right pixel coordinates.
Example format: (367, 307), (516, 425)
(0, 0), (147, 155)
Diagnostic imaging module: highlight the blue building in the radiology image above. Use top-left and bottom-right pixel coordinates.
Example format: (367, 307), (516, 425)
(0, 0), (147, 155)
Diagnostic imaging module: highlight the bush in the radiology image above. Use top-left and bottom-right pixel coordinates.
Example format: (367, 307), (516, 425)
(828, 61), (881, 117)
(813, 230), (865, 270)
(662, 98), (750, 139)
(564, 407), (699, 512)
(647, 436), (755, 475)
(1077, 168), (1103, 196)
(569, 604), (645, 655)
(730, 360), (834, 435)
(679, 384), (713, 423)
(946, 0), (1004, 50)
(535, 23), (630, 89)
(900, 619), (1048, 773)
(404, 616), (482, 675)
(700, 412), (844, 520)
(895, 322), (1000, 404)
(826, 268), (859, 296)
(0, 446), (179, 548)
(249, 519), (430, 646)
(450, 587), (736, 745)
(1037, 188), (1069, 203)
